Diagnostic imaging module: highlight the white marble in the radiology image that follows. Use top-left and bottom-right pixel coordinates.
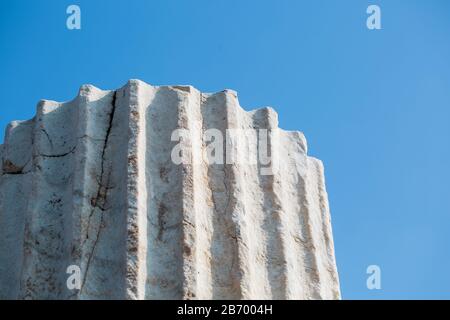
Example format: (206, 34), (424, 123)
(0, 80), (340, 299)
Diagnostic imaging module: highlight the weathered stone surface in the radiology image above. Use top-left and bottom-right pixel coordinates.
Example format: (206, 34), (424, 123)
(0, 80), (340, 299)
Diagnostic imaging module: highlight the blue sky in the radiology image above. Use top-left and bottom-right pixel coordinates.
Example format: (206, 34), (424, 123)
(1, 0), (450, 299)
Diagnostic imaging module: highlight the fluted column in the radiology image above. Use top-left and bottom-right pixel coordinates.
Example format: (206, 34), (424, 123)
(0, 80), (340, 300)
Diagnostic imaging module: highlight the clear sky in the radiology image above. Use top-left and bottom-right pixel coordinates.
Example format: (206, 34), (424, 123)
(1, 0), (450, 299)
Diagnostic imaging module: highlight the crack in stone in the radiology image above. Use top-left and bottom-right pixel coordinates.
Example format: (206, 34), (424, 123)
(0, 170), (32, 176)
(40, 128), (54, 149)
(80, 90), (117, 294)
(38, 145), (77, 158)
(1, 158), (32, 176)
